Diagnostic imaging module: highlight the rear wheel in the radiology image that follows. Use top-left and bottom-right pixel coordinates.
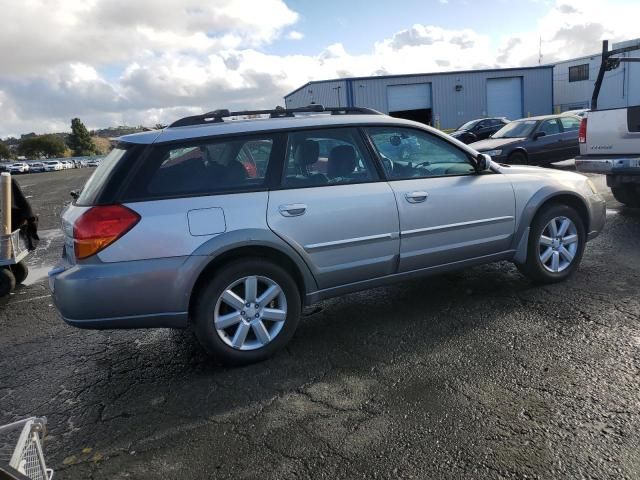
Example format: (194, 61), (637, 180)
(508, 151), (528, 165)
(0, 268), (16, 298)
(517, 204), (586, 284)
(194, 258), (301, 365)
(611, 184), (640, 208)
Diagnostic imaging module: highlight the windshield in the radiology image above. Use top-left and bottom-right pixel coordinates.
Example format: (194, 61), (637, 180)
(457, 120), (479, 131)
(492, 120), (537, 139)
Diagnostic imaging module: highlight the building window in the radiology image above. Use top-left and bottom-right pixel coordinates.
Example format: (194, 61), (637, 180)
(569, 64), (589, 82)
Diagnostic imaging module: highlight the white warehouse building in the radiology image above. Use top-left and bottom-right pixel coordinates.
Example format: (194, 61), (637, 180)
(553, 38), (640, 112)
(284, 66), (554, 130)
(284, 38), (640, 129)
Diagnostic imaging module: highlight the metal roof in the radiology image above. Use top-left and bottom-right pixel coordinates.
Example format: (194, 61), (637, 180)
(285, 65), (555, 99)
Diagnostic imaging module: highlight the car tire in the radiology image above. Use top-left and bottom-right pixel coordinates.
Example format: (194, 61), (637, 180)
(0, 268), (16, 297)
(508, 151), (528, 165)
(612, 185), (640, 208)
(193, 258), (301, 365)
(10, 261), (28, 285)
(516, 203), (586, 284)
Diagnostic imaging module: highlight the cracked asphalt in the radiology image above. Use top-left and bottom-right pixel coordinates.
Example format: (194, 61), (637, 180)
(1, 167), (639, 479)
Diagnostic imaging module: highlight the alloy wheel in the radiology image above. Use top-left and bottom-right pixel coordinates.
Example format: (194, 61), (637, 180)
(538, 216), (579, 273)
(214, 275), (287, 351)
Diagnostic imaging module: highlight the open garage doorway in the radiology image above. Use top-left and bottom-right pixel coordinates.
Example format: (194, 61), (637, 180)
(389, 108), (432, 125)
(387, 83), (432, 126)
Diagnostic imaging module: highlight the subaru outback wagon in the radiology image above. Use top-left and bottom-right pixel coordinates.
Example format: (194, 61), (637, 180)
(49, 105), (606, 365)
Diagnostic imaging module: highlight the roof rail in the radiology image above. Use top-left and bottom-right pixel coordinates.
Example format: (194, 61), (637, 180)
(168, 105), (384, 128)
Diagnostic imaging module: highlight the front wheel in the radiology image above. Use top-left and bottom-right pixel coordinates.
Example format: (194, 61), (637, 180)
(508, 151), (528, 165)
(517, 204), (586, 284)
(194, 259), (301, 365)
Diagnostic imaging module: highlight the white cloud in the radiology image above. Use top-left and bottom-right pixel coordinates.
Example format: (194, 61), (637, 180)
(287, 30), (304, 40)
(0, 0), (638, 137)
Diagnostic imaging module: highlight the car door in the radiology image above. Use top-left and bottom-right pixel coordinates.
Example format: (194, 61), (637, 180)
(267, 127), (400, 290)
(366, 126), (516, 272)
(474, 121), (494, 141)
(528, 119), (564, 164)
(558, 116), (581, 160)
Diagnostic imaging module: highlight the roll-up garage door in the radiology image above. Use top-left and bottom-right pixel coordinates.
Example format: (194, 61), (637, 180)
(387, 83), (432, 112)
(487, 77), (523, 120)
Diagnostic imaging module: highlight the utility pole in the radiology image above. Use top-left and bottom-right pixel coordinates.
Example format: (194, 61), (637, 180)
(538, 37), (542, 65)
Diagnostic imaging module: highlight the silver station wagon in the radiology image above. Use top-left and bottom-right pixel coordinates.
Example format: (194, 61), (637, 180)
(49, 105), (606, 364)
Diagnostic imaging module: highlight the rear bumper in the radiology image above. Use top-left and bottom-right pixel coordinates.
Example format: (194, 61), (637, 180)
(575, 155), (640, 175)
(49, 255), (193, 329)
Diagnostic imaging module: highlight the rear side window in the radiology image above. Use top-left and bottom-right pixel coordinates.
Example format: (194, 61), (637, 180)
(76, 144), (137, 206)
(122, 134), (277, 200)
(283, 128), (378, 187)
(560, 116), (580, 131)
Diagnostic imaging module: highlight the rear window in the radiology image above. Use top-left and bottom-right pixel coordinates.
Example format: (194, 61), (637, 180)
(76, 144), (138, 205)
(121, 134), (277, 201)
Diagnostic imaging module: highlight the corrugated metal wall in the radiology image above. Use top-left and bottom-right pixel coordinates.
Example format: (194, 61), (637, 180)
(553, 38), (640, 111)
(285, 67), (553, 129)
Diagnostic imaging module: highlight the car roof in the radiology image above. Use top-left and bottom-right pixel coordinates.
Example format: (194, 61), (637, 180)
(512, 114), (579, 122)
(120, 114), (435, 145)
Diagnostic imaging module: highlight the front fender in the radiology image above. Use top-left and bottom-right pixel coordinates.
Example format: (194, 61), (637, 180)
(511, 187), (590, 264)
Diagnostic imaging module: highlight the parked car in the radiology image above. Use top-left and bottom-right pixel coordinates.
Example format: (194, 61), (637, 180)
(86, 158), (101, 167)
(49, 105), (605, 365)
(470, 114), (582, 165)
(449, 117), (510, 144)
(29, 162), (45, 173)
(43, 160), (62, 171)
(7, 162), (30, 174)
(563, 108), (589, 118)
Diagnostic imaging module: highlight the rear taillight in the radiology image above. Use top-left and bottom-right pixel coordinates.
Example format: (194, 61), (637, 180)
(73, 205), (140, 259)
(578, 117), (587, 143)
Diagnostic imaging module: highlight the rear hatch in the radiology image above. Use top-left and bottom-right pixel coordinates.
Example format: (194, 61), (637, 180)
(59, 144), (140, 266)
(581, 106), (640, 156)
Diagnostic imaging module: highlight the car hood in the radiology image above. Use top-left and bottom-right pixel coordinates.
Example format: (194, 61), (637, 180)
(497, 163), (585, 182)
(470, 137), (523, 151)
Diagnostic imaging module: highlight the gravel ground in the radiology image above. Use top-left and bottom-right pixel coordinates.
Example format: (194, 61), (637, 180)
(1, 167), (639, 480)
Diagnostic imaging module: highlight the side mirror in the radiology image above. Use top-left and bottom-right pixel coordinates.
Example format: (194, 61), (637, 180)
(533, 131), (546, 140)
(476, 153), (492, 172)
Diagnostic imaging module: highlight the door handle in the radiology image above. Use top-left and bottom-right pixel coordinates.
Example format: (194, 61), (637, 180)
(279, 203), (307, 217)
(404, 191), (428, 203)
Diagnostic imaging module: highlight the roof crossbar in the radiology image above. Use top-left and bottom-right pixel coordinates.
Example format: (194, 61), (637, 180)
(168, 105), (383, 128)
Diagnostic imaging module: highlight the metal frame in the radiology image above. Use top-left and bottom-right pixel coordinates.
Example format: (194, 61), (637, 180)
(169, 105), (384, 128)
(592, 40), (640, 110)
(0, 417), (53, 480)
(0, 229), (29, 267)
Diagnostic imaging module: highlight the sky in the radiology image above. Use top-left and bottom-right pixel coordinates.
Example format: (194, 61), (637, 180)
(0, 0), (638, 138)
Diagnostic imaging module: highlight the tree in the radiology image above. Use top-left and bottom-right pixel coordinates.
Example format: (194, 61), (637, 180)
(0, 143), (11, 160)
(67, 118), (96, 156)
(18, 135), (66, 159)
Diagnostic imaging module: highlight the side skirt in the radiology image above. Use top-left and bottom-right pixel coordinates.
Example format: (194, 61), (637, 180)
(305, 250), (516, 305)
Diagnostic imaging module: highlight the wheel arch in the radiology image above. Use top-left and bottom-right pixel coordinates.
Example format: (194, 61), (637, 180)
(185, 231), (317, 322)
(512, 190), (590, 264)
(508, 148), (528, 162)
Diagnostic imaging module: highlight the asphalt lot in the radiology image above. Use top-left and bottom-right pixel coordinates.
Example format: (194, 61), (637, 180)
(1, 166), (639, 479)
